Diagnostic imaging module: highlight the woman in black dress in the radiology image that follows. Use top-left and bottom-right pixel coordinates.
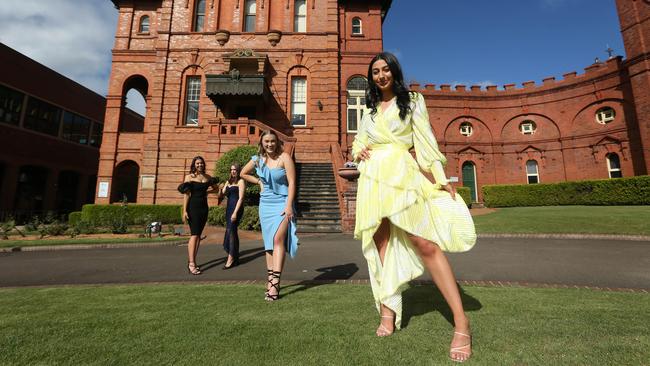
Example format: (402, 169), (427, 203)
(220, 163), (245, 269)
(178, 156), (218, 275)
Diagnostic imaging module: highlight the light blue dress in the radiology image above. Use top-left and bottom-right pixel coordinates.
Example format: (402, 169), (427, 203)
(252, 155), (299, 258)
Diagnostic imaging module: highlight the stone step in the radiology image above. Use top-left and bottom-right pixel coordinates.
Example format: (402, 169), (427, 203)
(298, 211), (341, 217)
(297, 205), (341, 211)
(297, 199), (339, 204)
(298, 217), (341, 223)
(297, 191), (338, 196)
(296, 224), (343, 232)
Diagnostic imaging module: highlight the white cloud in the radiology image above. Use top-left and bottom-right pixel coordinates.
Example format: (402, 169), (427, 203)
(0, 0), (117, 96)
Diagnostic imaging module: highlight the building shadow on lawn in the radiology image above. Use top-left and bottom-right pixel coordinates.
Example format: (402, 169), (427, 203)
(402, 284), (482, 329)
(281, 263), (359, 298)
(197, 247), (267, 272)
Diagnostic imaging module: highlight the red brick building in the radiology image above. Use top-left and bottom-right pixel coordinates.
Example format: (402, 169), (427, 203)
(100, 0), (649, 229)
(0, 43), (108, 222)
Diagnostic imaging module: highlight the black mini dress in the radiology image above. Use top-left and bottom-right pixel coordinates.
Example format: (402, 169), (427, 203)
(178, 177), (217, 236)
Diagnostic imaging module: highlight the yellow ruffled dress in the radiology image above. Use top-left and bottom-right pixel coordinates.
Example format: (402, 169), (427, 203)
(352, 92), (476, 329)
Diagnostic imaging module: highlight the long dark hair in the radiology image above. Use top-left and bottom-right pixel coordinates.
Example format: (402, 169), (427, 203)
(189, 156), (206, 175)
(257, 130), (283, 157)
(228, 163), (241, 184)
(366, 52), (413, 120)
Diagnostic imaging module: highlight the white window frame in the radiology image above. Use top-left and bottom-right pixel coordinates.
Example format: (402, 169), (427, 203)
(526, 160), (539, 184)
(347, 90), (365, 133)
(606, 153), (622, 178)
(184, 77), (201, 126)
(291, 77), (307, 127)
(352, 17), (362, 35)
(459, 122), (473, 137)
(294, 0), (306, 33)
(520, 120), (536, 135)
(244, 0), (256, 32)
(596, 107), (616, 124)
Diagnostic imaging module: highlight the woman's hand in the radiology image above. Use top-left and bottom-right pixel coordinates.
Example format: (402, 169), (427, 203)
(441, 183), (456, 200)
(258, 180), (264, 193)
(358, 147), (371, 161)
(281, 206), (294, 221)
(231, 213), (237, 222)
(183, 211), (189, 223)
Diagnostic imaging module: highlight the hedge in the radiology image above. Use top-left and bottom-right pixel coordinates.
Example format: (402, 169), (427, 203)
(67, 211), (82, 226)
(208, 205), (261, 231)
(482, 175), (650, 207)
(79, 204), (183, 226)
(456, 187), (471, 207)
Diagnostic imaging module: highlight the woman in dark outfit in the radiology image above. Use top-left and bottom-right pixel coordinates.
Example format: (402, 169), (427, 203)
(221, 163), (245, 269)
(178, 156), (218, 275)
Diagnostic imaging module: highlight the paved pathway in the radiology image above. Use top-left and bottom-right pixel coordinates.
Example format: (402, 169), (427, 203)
(1, 234), (648, 289)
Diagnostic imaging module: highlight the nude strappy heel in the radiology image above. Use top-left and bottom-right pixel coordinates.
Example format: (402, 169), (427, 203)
(449, 331), (472, 363)
(376, 315), (395, 337)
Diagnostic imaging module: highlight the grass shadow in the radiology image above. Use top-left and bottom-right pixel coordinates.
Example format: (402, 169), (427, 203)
(401, 283), (482, 329)
(281, 263), (359, 298)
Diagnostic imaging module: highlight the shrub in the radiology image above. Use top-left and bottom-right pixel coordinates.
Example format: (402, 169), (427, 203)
(456, 187), (471, 207)
(207, 205), (260, 231)
(208, 206), (226, 226)
(80, 204), (183, 227)
(0, 218), (24, 240)
(68, 211), (82, 226)
(215, 145), (260, 206)
(482, 175), (650, 207)
(239, 206), (261, 231)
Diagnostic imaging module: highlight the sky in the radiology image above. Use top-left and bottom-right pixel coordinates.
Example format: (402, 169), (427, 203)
(0, 0), (625, 115)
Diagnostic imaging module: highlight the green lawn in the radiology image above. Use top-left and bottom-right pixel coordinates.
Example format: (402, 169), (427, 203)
(0, 284), (647, 365)
(474, 206), (650, 235)
(0, 236), (184, 249)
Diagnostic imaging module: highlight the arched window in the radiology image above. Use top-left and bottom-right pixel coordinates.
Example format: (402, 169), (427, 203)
(346, 77), (367, 132)
(291, 77), (307, 126)
(294, 0), (306, 32)
(459, 121), (473, 137)
(526, 160), (539, 184)
(244, 0), (256, 32)
(139, 15), (150, 33)
(352, 17), (362, 35)
(184, 76), (201, 125)
(192, 0), (206, 32)
(606, 153), (622, 178)
(596, 107), (616, 124)
(519, 120), (536, 135)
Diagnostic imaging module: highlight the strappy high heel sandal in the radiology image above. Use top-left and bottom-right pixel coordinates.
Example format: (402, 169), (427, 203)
(264, 269), (273, 298)
(449, 331), (472, 363)
(265, 270), (281, 301)
(376, 315), (395, 337)
(188, 262), (201, 275)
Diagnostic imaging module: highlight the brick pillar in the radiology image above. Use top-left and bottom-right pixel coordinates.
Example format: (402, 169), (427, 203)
(341, 181), (357, 233)
(616, 0), (650, 174)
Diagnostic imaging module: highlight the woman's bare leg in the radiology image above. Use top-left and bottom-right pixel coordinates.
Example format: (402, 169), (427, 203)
(267, 218), (289, 299)
(373, 218), (396, 336)
(407, 233), (471, 362)
(187, 235), (200, 274)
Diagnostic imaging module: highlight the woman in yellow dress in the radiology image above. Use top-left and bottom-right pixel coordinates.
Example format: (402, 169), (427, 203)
(352, 52), (476, 362)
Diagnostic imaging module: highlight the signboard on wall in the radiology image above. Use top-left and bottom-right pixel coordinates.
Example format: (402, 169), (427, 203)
(97, 182), (109, 198)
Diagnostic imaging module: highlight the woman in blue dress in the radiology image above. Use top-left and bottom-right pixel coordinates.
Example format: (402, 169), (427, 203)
(241, 130), (299, 301)
(220, 163), (245, 269)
